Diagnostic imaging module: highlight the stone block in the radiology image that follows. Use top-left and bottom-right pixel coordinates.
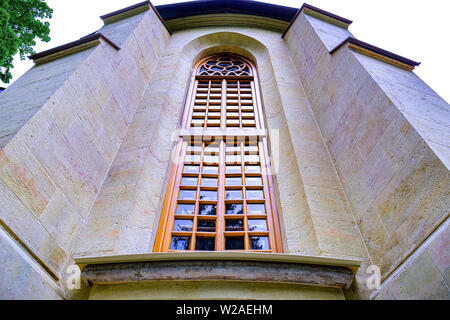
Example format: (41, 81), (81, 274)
(39, 189), (83, 253)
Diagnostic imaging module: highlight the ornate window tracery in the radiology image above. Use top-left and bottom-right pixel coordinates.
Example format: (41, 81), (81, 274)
(198, 55), (252, 77)
(154, 53), (282, 253)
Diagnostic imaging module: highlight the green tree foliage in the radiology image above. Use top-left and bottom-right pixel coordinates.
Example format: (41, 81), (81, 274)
(0, 0), (52, 83)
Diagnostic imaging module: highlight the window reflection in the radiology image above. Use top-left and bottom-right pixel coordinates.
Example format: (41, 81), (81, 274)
(173, 219), (193, 232)
(170, 236), (190, 250)
(199, 204), (216, 216)
(197, 220), (216, 232)
(195, 238), (215, 251)
(225, 237), (244, 250)
(179, 189), (196, 200)
(247, 203), (265, 215)
(225, 203), (243, 215)
(176, 204), (195, 215)
(246, 190), (264, 200)
(250, 236), (269, 250)
(248, 219), (267, 231)
(225, 219), (244, 231)
(200, 190), (217, 201)
(225, 189), (242, 200)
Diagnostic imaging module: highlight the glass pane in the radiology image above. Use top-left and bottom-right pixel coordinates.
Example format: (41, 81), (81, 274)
(226, 155), (241, 164)
(225, 237), (244, 250)
(204, 145), (220, 154)
(226, 165), (241, 174)
(244, 146), (258, 153)
(200, 190), (217, 201)
(225, 203), (243, 215)
(170, 236), (190, 250)
(192, 112), (205, 118)
(226, 146), (240, 153)
(207, 112), (221, 119)
(187, 145), (202, 153)
(179, 190), (196, 200)
(173, 219), (193, 232)
(246, 189), (264, 200)
(246, 177), (262, 186)
(197, 220), (216, 232)
(203, 166), (218, 175)
(226, 177), (242, 186)
(227, 112), (239, 118)
(185, 154), (201, 163)
(176, 204), (195, 215)
(247, 203), (266, 215)
(201, 177), (217, 187)
(209, 105), (221, 111)
(199, 204), (216, 216)
(183, 165), (199, 174)
(250, 236), (270, 250)
(203, 155), (219, 163)
(245, 165), (260, 174)
(195, 238), (215, 251)
(248, 219), (267, 231)
(225, 219), (243, 232)
(191, 120), (204, 127)
(181, 177), (198, 186)
(225, 189), (242, 200)
(245, 155), (259, 163)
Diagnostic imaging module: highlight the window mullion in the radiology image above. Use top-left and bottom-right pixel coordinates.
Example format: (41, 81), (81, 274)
(216, 139), (225, 250)
(220, 79), (226, 129)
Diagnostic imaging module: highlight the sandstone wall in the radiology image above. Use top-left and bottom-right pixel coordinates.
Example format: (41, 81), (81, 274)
(0, 6), (170, 298)
(284, 12), (449, 299)
(0, 224), (63, 299)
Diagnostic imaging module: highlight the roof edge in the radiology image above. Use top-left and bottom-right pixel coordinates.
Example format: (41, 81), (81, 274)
(100, 1), (150, 21)
(331, 37), (421, 70)
(155, 0), (298, 31)
(165, 13), (290, 33)
(28, 33), (120, 64)
(100, 0), (172, 35)
(282, 3), (353, 38)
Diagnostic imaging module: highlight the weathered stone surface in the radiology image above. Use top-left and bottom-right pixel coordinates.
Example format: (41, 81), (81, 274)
(374, 220), (449, 300)
(0, 226), (63, 300)
(82, 260), (354, 289)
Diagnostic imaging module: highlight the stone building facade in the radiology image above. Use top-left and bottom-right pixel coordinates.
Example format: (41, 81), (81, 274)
(0, 0), (448, 300)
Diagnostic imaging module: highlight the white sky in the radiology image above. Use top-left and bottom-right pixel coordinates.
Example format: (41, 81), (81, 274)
(2, 0), (449, 102)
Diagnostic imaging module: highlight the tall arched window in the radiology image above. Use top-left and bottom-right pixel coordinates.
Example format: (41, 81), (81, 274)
(154, 53), (282, 253)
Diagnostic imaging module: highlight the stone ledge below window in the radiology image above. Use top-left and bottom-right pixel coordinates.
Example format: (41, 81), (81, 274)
(75, 252), (361, 290)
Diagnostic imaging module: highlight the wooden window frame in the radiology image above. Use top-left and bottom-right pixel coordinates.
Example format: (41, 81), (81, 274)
(153, 53), (283, 253)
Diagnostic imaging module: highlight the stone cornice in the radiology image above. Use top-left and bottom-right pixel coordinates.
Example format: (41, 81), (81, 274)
(76, 252), (361, 290)
(282, 3), (353, 38)
(282, 3), (421, 71)
(28, 33), (120, 65)
(165, 14), (290, 33)
(331, 37), (421, 71)
(100, 0), (172, 35)
(81, 260), (355, 289)
(75, 251), (361, 268)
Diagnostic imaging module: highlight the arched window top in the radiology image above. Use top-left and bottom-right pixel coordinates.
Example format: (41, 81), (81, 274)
(197, 54), (253, 77)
